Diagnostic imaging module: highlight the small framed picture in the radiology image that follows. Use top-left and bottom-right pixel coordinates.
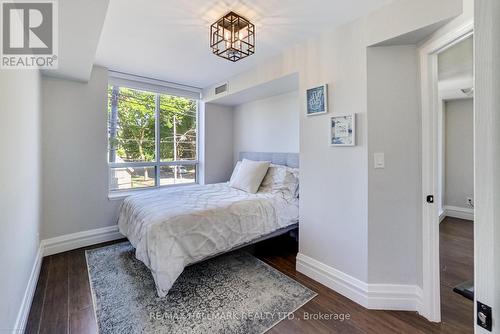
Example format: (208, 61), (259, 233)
(331, 114), (356, 146)
(306, 84), (328, 116)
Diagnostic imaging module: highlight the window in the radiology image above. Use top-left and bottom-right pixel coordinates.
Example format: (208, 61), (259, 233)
(107, 80), (199, 192)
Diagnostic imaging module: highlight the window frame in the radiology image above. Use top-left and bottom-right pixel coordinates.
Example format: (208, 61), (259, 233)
(107, 72), (201, 193)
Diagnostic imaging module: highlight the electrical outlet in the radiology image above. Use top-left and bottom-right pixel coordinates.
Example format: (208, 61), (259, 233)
(467, 197), (474, 207)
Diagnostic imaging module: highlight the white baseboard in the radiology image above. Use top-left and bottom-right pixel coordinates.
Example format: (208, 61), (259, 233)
(296, 253), (423, 312)
(296, 253), (368, 307)
(41, 225), (123, 257)
(13, 245), (43, 333)
(439, 209), (446, 223)
(442, 205), (474, 221)
(367, 283), (423, 311)
(14, 225), (124, 332)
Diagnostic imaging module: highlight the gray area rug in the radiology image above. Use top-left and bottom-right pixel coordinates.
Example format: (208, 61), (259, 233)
(86, 242), (316, 334)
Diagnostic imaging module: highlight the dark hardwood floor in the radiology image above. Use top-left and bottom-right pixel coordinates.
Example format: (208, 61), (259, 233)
(26, 218), (474, 334)
(438, 217), (474, 332)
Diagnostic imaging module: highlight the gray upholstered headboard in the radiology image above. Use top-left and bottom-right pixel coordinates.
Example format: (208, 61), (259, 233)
(239, 152), (299, 168)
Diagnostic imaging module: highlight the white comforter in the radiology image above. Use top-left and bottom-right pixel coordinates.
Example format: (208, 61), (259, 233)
(118, 183), (299, 297)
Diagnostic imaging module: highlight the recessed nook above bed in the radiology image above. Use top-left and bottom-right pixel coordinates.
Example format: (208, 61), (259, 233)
(202, 72), (300, 185)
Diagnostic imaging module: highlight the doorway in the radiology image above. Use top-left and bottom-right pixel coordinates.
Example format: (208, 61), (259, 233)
(436, 35), (474, 332)
(419, 21), (473, 323)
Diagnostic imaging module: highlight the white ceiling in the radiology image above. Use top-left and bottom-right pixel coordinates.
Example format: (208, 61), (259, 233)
(438, 36), (474, 100)
(438, 36), (473, 82)
(42, 0), (109, 82)
(95, 0), (393, 88)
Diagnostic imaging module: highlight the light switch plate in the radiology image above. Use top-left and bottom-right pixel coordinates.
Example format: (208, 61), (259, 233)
(374, 153), (385, 169)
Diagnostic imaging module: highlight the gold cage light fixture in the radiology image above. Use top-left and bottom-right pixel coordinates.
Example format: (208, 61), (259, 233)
(210, 11), (255, 62)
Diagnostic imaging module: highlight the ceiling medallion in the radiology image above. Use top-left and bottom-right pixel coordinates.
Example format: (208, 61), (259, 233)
(210, 11), (255, 62)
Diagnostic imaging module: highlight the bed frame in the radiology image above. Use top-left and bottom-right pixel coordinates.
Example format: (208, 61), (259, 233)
(193, 223), (298, 264)
(192, 151), (300, 264)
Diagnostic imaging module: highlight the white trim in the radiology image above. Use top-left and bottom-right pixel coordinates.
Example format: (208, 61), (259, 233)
(108, 70), (201, 99)
(419, 20), (474, 322)
(296, 253), (423, 312)
(474, 3), (500, 332)
(109, 160), (198, 168)
(108, 183), (199, 200)
(296, 253), (366, 306)
(12, 226), (122, 332)
(437, 97), (445, 217)
(439, 209), (446, 223)
(155, 93), (161, 187)
(13, 245), (43, 334)
(41, 225), (123, 257)
(442, 205), (474, 221)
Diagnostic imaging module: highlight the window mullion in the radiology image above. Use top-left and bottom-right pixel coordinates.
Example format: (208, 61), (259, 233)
(158, 161), (198, 166)
(155, 94), (161, 187)
(195, 100), (199, 183)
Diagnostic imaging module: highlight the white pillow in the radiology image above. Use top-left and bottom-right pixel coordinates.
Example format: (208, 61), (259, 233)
(229, 159), (270, 193)
(259, 164), (299, 198)
(229, 161), (242, 182)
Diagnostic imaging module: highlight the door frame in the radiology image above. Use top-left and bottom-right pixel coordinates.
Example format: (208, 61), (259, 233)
(419, 20), (473, 322)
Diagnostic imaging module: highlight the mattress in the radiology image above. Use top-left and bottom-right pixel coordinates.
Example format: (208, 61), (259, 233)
(118, 182), (299, 297)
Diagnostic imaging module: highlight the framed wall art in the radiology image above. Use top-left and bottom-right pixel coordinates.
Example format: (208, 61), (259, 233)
(306, 84), (328, 116)
(330, 114), (355, 146)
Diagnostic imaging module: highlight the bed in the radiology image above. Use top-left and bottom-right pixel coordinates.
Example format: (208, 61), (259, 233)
(118, 152), (299, 297)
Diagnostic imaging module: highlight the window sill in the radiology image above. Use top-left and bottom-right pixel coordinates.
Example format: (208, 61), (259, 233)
(108, 183), (199, 201)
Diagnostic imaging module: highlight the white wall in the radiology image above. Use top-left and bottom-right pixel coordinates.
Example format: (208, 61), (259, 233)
(298, 22), (370, 281)
(202, 103), (234, 184)
(203, 0), (463, 286)
(233, 91), (299, 162)
(0, 70), (41, 331)
(41, 66), (232, 239)
(210, 15), (370, 282)
(41, 66), (122, 239)
(444, 99), (474, 209)
(201, 0), (469, 312)
(366, 45), (421, 284)
(365, 0), (463, 46)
